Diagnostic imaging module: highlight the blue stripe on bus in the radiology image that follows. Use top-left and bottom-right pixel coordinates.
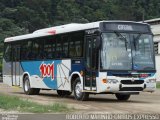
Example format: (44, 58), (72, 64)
(71, 64), (84, 73)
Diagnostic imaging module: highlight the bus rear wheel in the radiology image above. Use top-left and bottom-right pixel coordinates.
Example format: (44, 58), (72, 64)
(115, 94), (130, 101)
(73, 78), (89, 101)
(57, 90), (72, 97)
(23, 76), (40, 95)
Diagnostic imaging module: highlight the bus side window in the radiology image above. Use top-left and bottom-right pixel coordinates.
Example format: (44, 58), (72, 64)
(21, 41), (29, 60)
(86, 38), (92, 68)
(92, 37), (99, 69)
(69, 41), (75, 57)
(32, 39), (44, 60)
(62, 35), (69, 58)
(4, 44), (12, 62)
(69, 32), (83, 58)
(44, 36), (56, 59)
(24, 41), (33, 60)
(75, 41), (82, 57)
(12, 44), (20, 62)
(63, 42), (69, 58)
(56, 36), (62, 58)
(38, 41), (45, 59)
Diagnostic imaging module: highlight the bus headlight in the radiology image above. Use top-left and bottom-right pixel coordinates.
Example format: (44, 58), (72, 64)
(146, 79), (156, 83)
(108, 79), (119, 84)
(149, 79), (156, 83)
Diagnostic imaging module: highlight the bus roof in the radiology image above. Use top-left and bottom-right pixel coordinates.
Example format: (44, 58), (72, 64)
(4, 22), (100, 42)
(4, 21), (149, 43)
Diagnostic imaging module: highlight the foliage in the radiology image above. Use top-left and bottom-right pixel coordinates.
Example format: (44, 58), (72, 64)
(0, 0), (160, 79)
(0, 52), (2, 72)
(0, 94), (72, 113)
(0, 63), (2, 72)
(157, 82), (160, 89)
(0, 0), (160, 44)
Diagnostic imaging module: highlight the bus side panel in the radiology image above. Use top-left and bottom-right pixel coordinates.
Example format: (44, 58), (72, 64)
(21, 60), (71, 90)
(21, 61), (55, 89)
(3, 59), (12, 86)
(57, 60), (71, 91)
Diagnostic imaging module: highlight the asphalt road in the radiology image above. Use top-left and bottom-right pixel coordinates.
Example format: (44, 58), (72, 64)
(0, 82), (160, 120)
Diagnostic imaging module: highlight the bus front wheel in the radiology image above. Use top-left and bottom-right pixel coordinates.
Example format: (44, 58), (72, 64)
(23, 76), (40, 95)
(73, 78), (89, 101)
(115, 94), (130, 101)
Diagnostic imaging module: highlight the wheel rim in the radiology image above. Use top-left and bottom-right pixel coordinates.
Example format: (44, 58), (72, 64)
(75, 82), (82, 98)
(24, 79), (30, 92)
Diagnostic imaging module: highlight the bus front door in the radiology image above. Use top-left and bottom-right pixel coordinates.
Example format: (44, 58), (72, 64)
(11, 45), (20, 86)
(84, 36), (98, 91)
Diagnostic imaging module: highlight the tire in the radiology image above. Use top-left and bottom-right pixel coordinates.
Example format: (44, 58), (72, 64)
(115, 94), (130, 101)
(57, 90), (72, 97)
(73, 78), (89, 101)
(23, 76), (40, 95)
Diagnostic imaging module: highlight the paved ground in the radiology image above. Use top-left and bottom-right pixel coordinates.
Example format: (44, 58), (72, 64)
(0, 82), (160, 115)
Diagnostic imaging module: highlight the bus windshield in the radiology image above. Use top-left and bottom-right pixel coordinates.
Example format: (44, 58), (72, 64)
(132, 34), (154, 70)
(101, 33), (155, 70)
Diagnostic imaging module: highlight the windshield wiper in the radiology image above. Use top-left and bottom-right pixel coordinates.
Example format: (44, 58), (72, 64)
(133, 34), (142, 51)
(114, 31), (128, 51)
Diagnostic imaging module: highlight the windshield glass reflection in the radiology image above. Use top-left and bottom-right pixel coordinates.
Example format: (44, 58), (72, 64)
(101, 33), (155, 70)
(101, 33), (132, 70)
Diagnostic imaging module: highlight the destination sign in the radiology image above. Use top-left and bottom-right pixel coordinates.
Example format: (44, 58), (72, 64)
(117, 25), (133, 31)
(100, 22), (151, 33)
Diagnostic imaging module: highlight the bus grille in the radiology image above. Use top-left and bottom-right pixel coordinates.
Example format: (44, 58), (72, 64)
(112, 74), (151, 78)
(121, 80), (144, 84)
(119, 87), (143, 91)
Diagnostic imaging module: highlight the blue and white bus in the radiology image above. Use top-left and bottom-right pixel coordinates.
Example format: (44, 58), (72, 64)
(3, 21), (156, 101)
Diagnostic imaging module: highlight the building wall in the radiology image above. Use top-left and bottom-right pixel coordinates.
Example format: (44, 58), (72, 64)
(155, 42), (160, 81)
(150, 23), (160, 81)
(155, 55), (160, 81)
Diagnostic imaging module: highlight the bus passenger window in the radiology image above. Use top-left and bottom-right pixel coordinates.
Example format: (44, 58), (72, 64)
(56, 37), (62, 58)
(69, 41), (75, 57)
(4, 44), (12, 62)
(75, 41), (82, 57)
(69, 32), (83, 58)
(62, 35), (69, 58)
(20, 41), (31, 61)
(44, 36), (56, 59)
(32, 39), (44, 60)
(63, 42), (69, 57)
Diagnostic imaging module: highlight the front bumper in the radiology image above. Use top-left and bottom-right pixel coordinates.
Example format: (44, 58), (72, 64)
(143, 82), (156, 92)
(97, 74), (156, 93)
